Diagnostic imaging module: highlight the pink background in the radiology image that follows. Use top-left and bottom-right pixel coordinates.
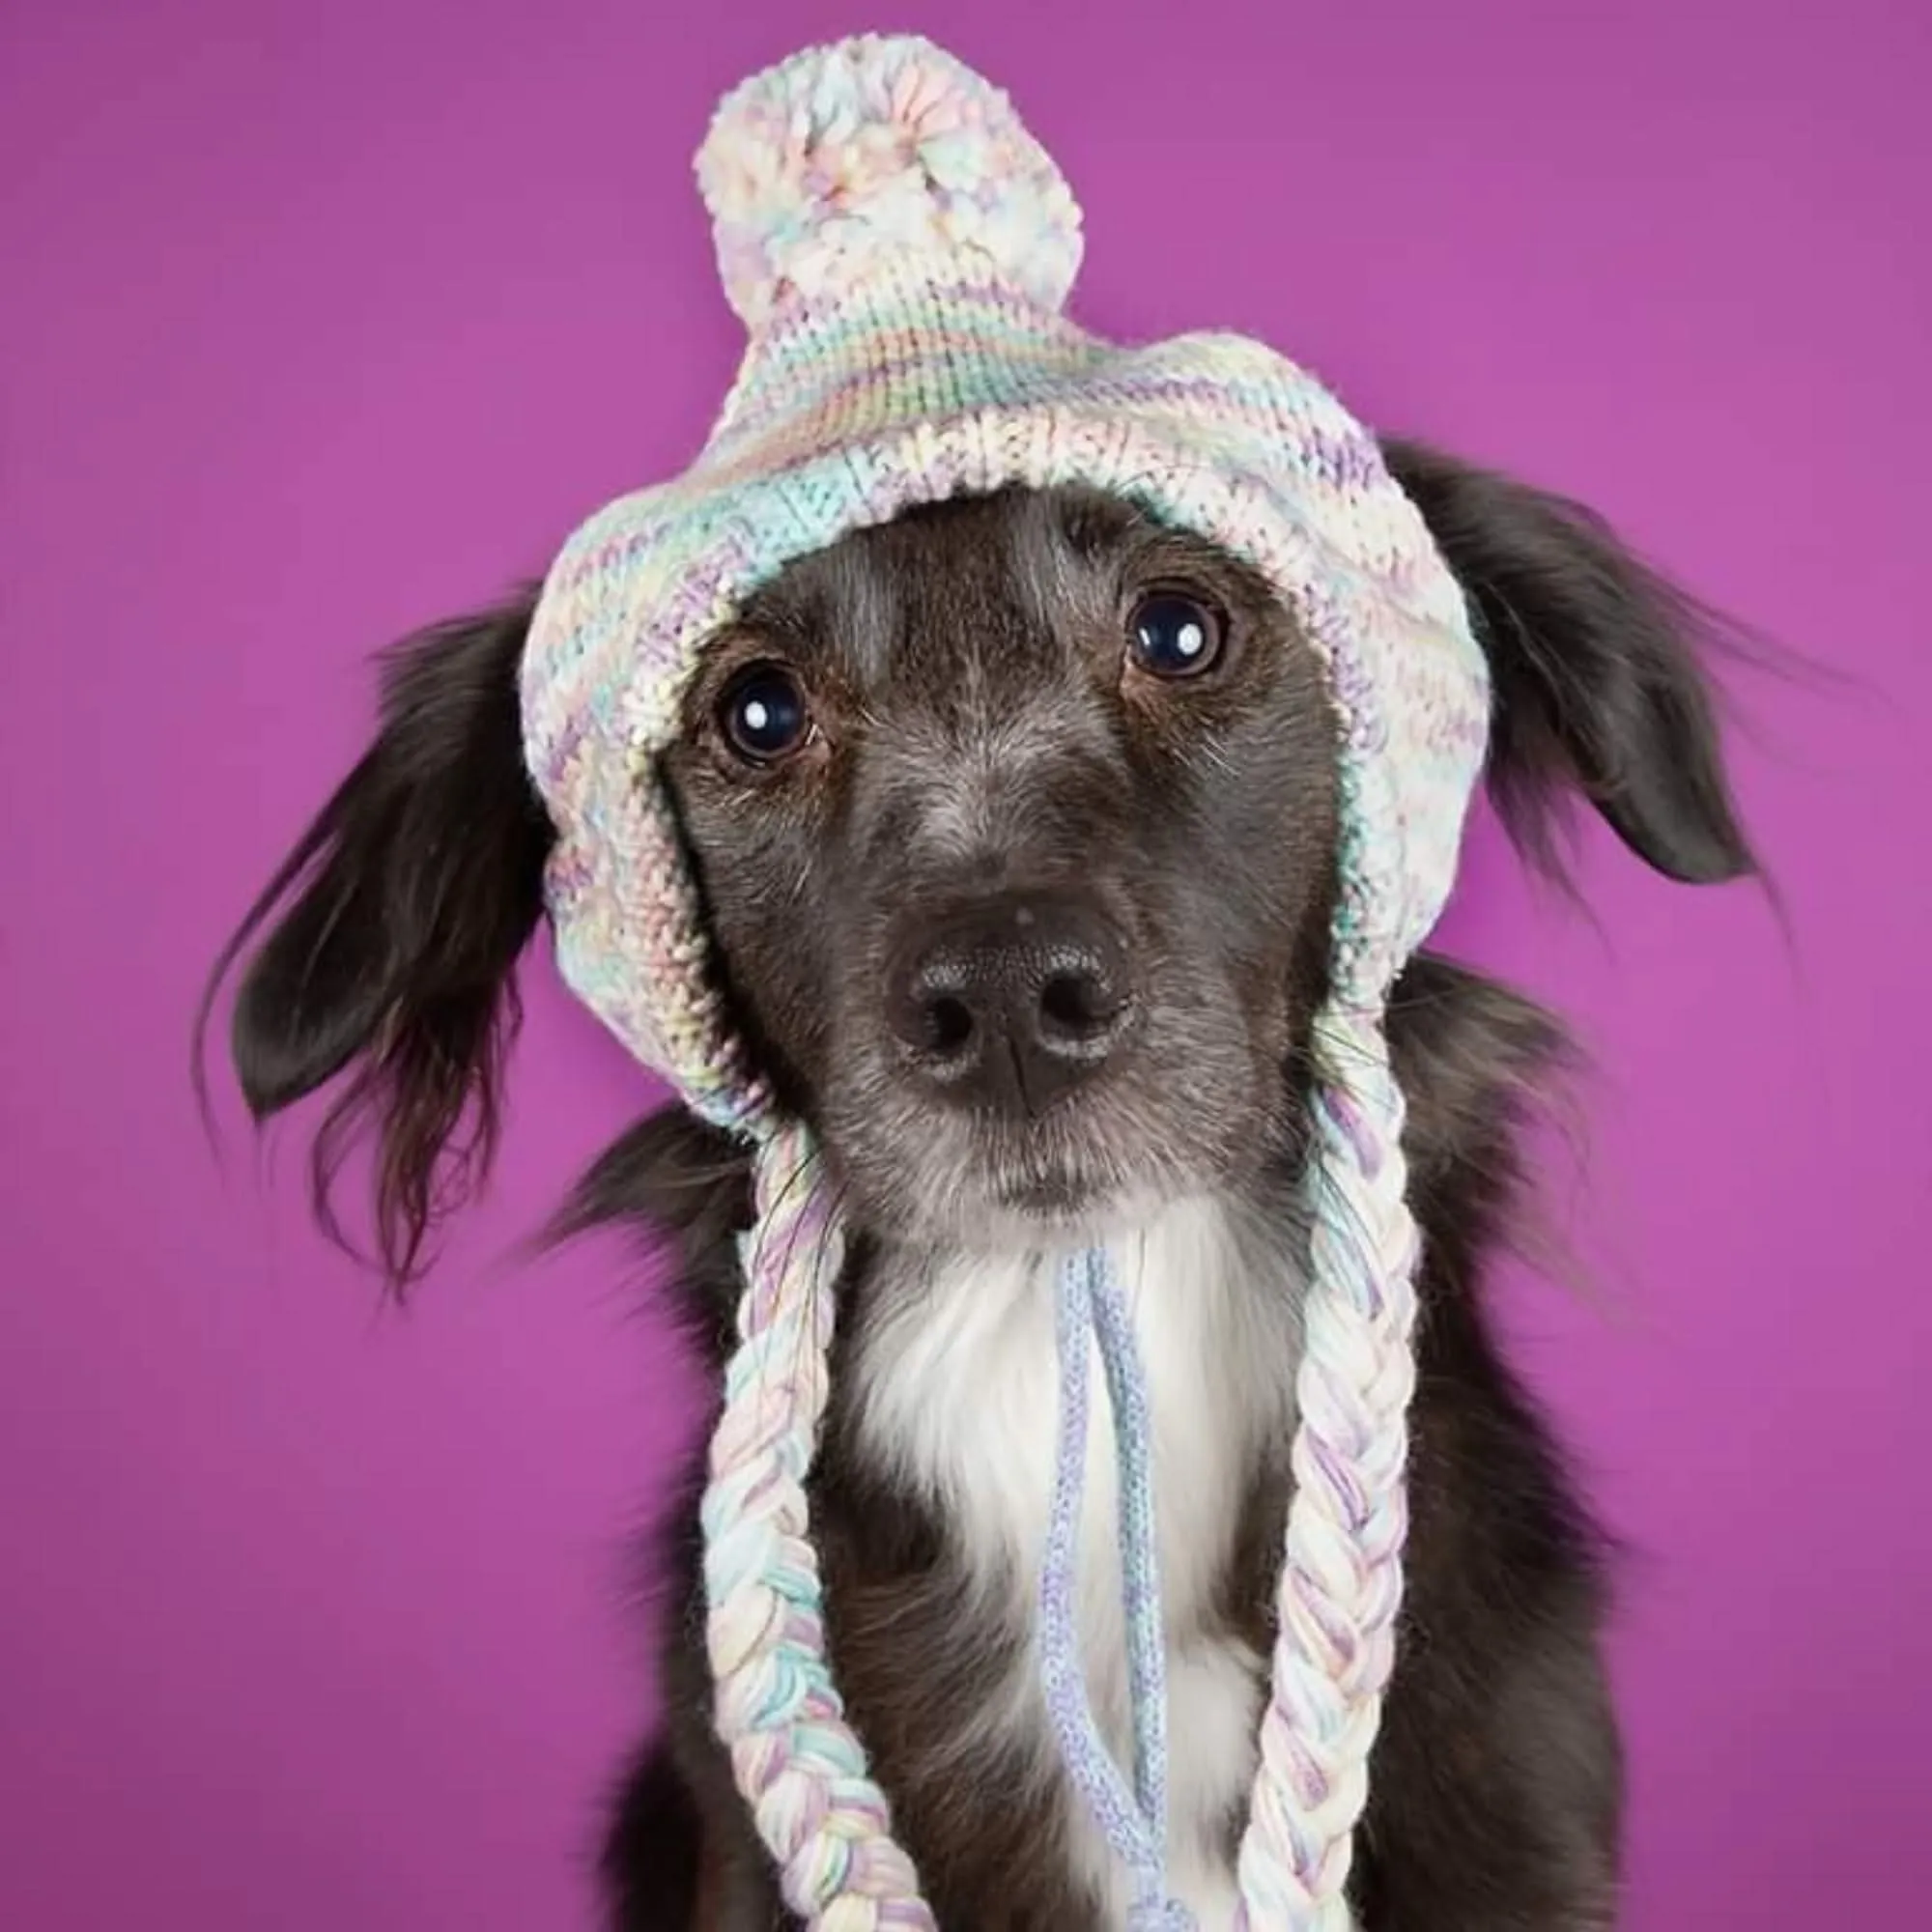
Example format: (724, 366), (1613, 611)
(4, 1), (1928, 1925)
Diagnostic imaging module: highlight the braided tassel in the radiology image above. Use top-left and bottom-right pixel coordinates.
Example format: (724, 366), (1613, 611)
(699, 1119), (935, 1929)
(1234, 1008), (1421, 1931)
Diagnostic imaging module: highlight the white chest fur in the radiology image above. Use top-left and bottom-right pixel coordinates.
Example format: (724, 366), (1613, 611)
(849, 1195), (1301, 1927)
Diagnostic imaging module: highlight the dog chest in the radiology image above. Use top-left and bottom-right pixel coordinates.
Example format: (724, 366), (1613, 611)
(850, 1195), (1300, 1924)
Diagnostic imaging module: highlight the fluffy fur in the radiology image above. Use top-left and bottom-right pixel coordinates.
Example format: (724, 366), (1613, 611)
(208, 442), (1755, 1928)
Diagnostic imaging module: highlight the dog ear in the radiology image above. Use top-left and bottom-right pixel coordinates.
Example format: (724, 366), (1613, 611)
(1381, 438), (1755, 886)
(202, 589), (554, 1287)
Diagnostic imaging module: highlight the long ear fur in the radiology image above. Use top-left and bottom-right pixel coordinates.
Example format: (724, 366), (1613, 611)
(199, 589), (553, 1287)
(1381, 438), (1757, 887)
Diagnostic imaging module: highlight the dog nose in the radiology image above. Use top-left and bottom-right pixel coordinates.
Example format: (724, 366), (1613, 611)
(887, 894), (1137, 1113)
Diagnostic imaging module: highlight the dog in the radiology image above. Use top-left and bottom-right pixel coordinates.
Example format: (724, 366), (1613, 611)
(210, 439), (1754, 1928)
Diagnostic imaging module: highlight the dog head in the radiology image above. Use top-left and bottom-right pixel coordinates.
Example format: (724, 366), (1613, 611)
(209, 445), (1755, 1279)
(659, 484), (1337, 1247)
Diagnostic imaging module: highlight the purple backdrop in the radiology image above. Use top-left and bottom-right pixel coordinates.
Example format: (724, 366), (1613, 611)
(4, 2), (1928, 1926)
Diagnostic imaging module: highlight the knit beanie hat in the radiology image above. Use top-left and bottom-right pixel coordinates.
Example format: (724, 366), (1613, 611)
(521, 33), (1490, 1931)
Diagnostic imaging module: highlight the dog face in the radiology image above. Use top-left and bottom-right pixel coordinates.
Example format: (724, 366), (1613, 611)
(207, 443), (1755, 1284)
(662, 487), (1339, 1246)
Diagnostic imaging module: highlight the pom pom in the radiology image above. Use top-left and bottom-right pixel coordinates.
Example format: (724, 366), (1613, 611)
(696, 34), (1084, 329)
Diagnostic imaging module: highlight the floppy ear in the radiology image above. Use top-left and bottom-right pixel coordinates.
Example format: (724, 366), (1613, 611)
(202, 588), (554, 1287)
(1381, 438), (1756, 886)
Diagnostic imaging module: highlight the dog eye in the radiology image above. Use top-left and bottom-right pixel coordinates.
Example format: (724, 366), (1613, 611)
(717, 663), (811, 765)
(1127, 592), (1224, 679)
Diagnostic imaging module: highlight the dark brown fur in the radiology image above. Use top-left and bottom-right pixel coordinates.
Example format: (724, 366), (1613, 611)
(207, 443), (1755, 1929)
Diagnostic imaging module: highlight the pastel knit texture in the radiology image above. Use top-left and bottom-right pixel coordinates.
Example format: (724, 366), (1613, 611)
(1041, 1246), (1189, 1928)
(519, 32), (1491, 1929)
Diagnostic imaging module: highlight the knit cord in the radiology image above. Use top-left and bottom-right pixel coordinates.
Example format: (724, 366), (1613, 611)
(699, 1119), (935, 1929)
(1037, 1247), (1194, 1932)
(1233, 1007), (1420, 1931)
(1087, 1248), (1171, 1851)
